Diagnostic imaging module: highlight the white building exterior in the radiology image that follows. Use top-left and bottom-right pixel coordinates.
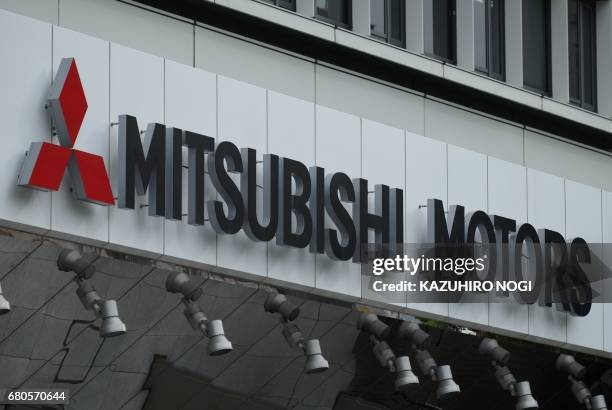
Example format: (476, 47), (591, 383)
(1, 2), (612, 407)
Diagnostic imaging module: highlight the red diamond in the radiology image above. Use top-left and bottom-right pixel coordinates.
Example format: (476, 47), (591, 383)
(58, 60), (88, 146)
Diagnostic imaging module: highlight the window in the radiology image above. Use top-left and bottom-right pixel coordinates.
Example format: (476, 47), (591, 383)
(523, 0), (551, 94)
(474, 0), (505, 80)
(315, 0), (351, 28)
(370, 0), (405, 46)
(569, 0), (596, 111)
(424, 0), (457, 63)
(261, 0), (296, 11)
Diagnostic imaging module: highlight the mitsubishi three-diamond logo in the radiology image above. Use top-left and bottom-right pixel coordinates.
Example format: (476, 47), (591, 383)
(17, 57), (115, 206)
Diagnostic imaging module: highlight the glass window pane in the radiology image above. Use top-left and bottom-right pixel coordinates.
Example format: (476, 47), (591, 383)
(581, 2), (595, 106)
(371, 0), (386, 37)
(474, 0), (488, 71)
(490, 0), (504, 77)
(315, 0), (329, 18)
(424, 0), (435, 53)
(389, 0), (403, 44)
(568, 0), (580, 101)
(277, 0), (296, 11)
(337, 0), (350, 23)
(425, 0), (456, 61)
(523, 0), (549, 92)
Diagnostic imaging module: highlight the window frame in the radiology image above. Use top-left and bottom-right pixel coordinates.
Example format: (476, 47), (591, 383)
(568, 0), (597, 111)
(315, 0), (352, 29)
(522, 0), (552, 96)
(474, 0), (505, 81)
(370, 0), (406, 47)
(260, 0), (296, 11)
(424, 0), (457, 64)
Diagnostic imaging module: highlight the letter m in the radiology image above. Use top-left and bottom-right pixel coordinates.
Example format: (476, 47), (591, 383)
(117, 115), (165, 216)
(427, 198), (465, 259)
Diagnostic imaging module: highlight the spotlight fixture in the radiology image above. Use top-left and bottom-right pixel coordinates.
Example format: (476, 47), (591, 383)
(370, 337), (420, 392)
(514, 381), (540, 410)
(264, 292), (300, 322)
(479, 338), (538, 409)
(57, 248), (96, 278)
(556, 354), (608, 410)
(394, 356), (420, 391)
(556, 354), (587, 380)
(398, 321), (431, 349)
(393, 319), (452, 396)
(98, 300), (127, 338)
(165, 272), (203, 301)
(434, 365), (461, 401)
(479, 337), (511, 366)
(279, 317), (329, 374)
(183, 299), (233, 356)
(58, 248), (126, 338)
(571, 379), (592, 408)
(591, 395), (609, 410)
(303, 339), (329, 374)
(0, 283), (10, 315)
(372, 339), (396, 370)
(357, 312), (391, 340)
(413, 348), (460, 400)
(76, 279), (126, 338)
(165, 272), (233, 356)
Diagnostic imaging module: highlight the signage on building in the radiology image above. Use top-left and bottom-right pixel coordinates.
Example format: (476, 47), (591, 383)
(16, 58), (599, 318)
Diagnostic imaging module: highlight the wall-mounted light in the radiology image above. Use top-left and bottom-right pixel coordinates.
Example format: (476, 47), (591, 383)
(369, 335), (419, 392)
(0, 283), (11, 315)
(397, 320), (459, 400)
(183, 299), (232, 356)
(264, 292), (300, 321)
(357, 313), (391, 340)
(394, 356), (420, 391)
(479, 337), (511, 366)
(265, 292), (328, 374)
(165, 271), (203, 301)
(167, 272), (233, 356)
(480, 337), (538, 410)
(58, 249), (126, 338)
(556, 353), (608, 410)
(414, 348), (460, 400)
(556, 354), (587, 380)
(398, 321), (431, 349)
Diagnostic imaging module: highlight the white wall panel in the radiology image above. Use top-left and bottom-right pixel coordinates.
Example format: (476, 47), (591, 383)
(315, 105), (361, 298)
(525, 129), (612, 192)
(216, 76), (267, 277)
(603, 191), (612, 353)
(315, 65), (425, 135)
(195, 27), (315, 102)
(565, 180), (603, 351)
(109, 44), (165, 255)
(51, 26), (109, 244)
(361, 120), (405, 306)
(163, 60), (217, 266)
(0, 10), (52, 232)
(267, 91), (316, 287)
(527, 169), (566, 345)
(425, 100), (524, 164)
(487, 157), (528, 335)
(60, 0), (193, 65)
(405, 133), (448, 317)
(0, 0), (58, 24)
(405, 133), (447, 244)
(447, 145), (488, 325)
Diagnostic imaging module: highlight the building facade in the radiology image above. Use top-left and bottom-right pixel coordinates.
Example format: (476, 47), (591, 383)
(1, 0), (612, 409)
